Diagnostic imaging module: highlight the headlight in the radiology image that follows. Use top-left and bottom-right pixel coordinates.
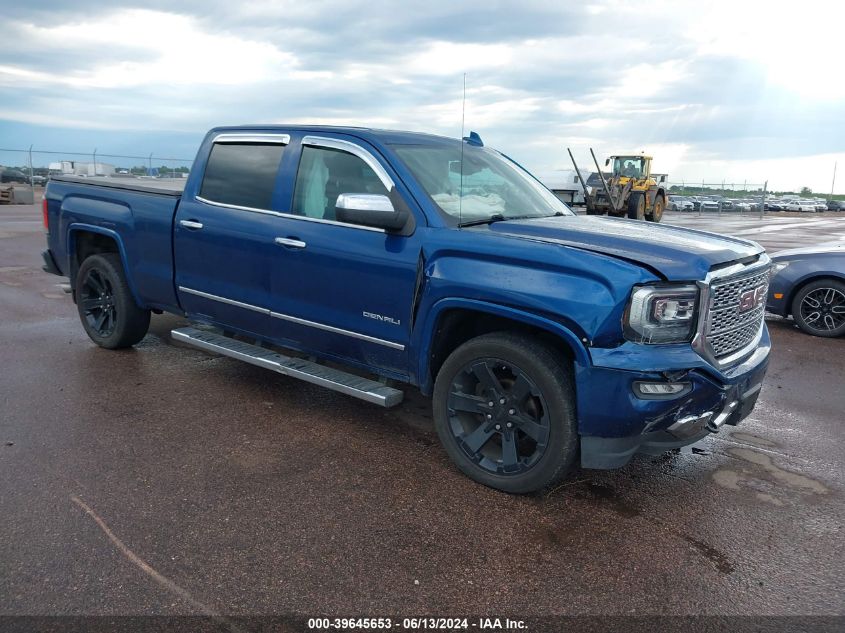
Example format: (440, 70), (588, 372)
(624, 284), (699, 344)
(770, 262), (789, 278)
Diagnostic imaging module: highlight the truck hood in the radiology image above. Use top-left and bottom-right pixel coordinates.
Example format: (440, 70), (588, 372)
(481, 215), (764, 280)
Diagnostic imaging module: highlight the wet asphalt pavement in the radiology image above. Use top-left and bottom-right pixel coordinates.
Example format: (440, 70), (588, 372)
(1, 204), (843, 620)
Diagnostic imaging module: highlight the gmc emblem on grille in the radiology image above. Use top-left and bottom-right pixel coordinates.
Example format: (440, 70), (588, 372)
(738, 285), (766, 313)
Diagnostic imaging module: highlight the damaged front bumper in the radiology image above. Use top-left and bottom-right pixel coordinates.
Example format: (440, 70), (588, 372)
(577, 328), (770, 470)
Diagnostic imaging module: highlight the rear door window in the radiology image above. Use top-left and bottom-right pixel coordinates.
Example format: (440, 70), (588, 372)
(200, 143), (285, 210)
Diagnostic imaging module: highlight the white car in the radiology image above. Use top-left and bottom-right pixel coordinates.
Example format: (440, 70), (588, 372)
(784, 199), (818, 212)
(669, 196), (694, 211)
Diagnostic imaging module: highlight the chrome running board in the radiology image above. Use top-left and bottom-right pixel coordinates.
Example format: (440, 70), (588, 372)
(171, 327), (403, 408)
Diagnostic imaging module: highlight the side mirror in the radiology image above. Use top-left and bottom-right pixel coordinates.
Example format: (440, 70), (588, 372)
(604, 158), (610, 167)
(335, 193), (408, 231)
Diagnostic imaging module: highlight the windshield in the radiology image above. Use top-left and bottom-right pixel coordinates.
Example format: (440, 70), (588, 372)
(393, 144), (573, 224)
(613, 157), (645, 178)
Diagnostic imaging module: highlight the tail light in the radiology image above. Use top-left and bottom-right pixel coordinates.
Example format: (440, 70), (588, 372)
(42, 197), (49, 230)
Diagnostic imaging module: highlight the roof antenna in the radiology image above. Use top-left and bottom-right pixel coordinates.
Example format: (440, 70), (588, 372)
(459, 72), (466, 229)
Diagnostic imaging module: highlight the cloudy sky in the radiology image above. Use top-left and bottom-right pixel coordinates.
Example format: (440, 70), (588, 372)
(1, 0), (843, 193)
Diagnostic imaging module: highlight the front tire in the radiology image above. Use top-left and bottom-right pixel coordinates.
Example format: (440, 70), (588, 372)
(627, 192), (645, 220)
(432, 332), (578, 494)
(791, 279), (845, 338)
(75, 253), (151, 348)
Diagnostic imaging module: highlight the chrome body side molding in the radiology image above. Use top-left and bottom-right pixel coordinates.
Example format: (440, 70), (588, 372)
(177, 286), (405, 351)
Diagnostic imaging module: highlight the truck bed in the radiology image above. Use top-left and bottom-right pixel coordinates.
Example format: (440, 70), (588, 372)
(44, 175), (183, 313)
(49, 175), (185, 197)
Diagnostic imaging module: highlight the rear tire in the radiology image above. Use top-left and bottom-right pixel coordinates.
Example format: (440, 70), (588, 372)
(75, 253), (151, 349)
(647, 194), (664, 222)
(790, 279), (845, 338)
(627, 192), (645, 220)
(432, 332), (578, 494)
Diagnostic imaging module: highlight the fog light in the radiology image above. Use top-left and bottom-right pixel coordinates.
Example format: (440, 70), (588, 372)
(633, 381), (691, 399)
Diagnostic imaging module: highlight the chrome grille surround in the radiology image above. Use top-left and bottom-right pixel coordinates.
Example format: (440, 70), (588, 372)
(691, 254), (771, 368)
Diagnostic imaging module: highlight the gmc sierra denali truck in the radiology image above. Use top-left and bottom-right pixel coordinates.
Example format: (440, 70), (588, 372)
(41, 125), (771, 493)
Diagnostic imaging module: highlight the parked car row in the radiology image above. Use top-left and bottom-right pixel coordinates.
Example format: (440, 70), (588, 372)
(668, 194), (843, 213)
(767, 198), (839, 212)
(668, 195), (763, 212)
(0, 169), (47, 185)
(1, 169), (29, 184)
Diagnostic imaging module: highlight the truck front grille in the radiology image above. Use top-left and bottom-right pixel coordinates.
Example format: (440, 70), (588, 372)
(706, 268), (770, 359)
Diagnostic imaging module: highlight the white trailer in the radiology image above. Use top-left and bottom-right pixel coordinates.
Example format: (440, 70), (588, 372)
(538, 169), (587, 205)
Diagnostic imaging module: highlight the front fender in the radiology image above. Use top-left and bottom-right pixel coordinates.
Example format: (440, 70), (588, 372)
(413, 297), (590, 394)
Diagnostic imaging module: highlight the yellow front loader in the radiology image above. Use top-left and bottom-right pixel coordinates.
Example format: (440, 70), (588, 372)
(568, 148), (667, 222)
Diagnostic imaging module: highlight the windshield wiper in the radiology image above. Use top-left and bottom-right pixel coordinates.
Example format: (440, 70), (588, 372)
(458, 213), (506, 227)
(458, 212), (564, 228)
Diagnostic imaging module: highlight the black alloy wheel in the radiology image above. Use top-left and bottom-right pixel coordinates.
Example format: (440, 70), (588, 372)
(446, 358), (550, 476)
(75, 253), (151, 348)
(79, 268), (118, 338)
(433, 332), (578, 493)
(792, 279), (845, 338)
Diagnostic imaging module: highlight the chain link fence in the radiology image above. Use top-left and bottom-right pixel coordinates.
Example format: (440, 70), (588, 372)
(0, 147), (194, 185)
(2, 148), (836, 218)
(665, 180), (770, 218)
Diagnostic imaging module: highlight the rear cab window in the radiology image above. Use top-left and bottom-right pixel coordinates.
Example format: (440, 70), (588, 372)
(199, 141), (285, 210)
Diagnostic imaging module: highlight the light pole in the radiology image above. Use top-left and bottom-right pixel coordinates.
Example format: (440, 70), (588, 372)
(759, 181), (767, 220)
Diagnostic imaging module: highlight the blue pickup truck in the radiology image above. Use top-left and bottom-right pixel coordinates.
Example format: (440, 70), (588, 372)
(41, 125), (772, 493)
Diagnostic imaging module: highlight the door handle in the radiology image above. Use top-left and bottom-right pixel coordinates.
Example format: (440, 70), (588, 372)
(179, 220), (204, 230)
(275, 237), (307, 249)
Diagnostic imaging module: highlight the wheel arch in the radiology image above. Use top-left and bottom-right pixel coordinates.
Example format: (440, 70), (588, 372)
(416, 298), (589, 395)
(67, 224), (143, 306)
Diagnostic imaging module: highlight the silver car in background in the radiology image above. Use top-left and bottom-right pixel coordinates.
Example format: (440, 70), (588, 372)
(784, 199), (818, 212)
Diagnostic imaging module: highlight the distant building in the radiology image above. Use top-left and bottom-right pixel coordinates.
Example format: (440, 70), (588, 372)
(48, 161), (115, 176)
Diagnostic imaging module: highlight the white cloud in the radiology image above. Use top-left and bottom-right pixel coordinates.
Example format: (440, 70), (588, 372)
(685, 0), (845, 98)
(10, 9), (299, 87)
(405, 42), (513, 75)
(0, 1), (843, 192)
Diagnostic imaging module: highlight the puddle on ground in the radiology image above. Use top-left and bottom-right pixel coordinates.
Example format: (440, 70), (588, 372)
(680, 534), (735, 574)
(730, 432), (778, 448)
(754, 492), (784, 506)
(574, 482), (640, 518)
(712, 469), (742, 491)
(728, 448), (828, 494)
(712, 447), (828, 504)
